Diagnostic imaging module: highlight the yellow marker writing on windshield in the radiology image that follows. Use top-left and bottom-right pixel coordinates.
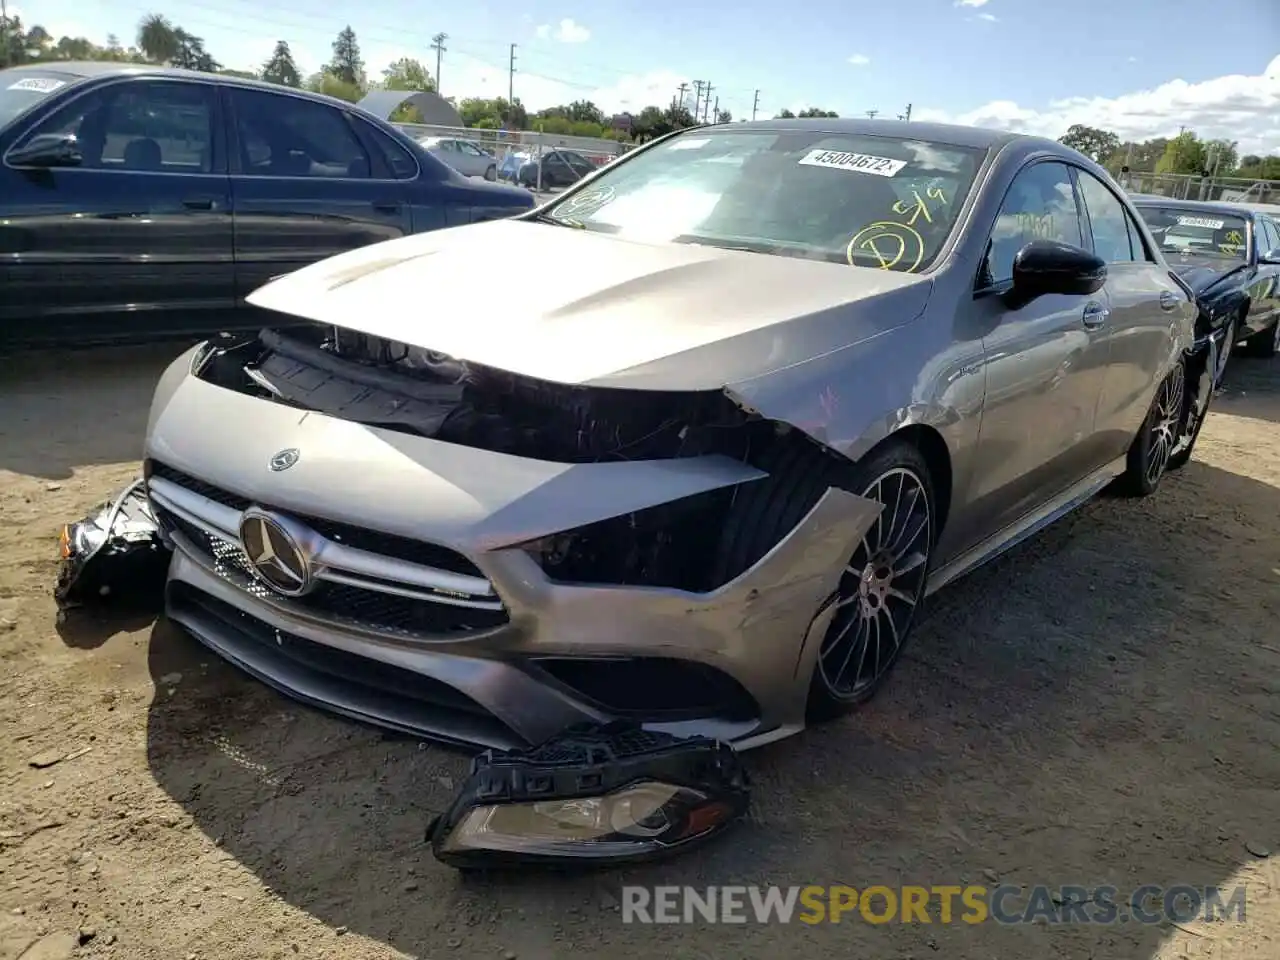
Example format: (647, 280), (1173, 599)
(847, 221), (925, 273)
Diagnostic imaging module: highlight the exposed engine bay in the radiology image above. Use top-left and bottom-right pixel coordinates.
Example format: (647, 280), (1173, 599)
(192, 320), (845, 592)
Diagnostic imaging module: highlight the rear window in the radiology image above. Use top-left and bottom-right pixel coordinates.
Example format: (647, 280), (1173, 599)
(0, 71), (81, 130)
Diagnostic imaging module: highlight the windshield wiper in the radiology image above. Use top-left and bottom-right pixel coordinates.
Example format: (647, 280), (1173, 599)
(528, 212), (584, 229)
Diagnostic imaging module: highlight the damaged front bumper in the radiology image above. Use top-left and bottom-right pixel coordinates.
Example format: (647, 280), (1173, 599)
(146, 372), (881, 752)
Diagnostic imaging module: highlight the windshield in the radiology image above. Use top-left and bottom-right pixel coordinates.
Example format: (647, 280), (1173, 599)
(541, 129), (985, 272)
(0, 71), (81, 130)
(1136, 205), (1250, 262)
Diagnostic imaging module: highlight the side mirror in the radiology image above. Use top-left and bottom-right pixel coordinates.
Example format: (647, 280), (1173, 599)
(8, 133), (83, 169)
(1004, 239), (1106, 309)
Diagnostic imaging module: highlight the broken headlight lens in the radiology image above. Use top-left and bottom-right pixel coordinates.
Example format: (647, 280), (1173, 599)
(429, 723), (749, 869)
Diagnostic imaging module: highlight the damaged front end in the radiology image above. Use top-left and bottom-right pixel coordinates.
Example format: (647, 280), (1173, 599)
(190, 321), (839, 593)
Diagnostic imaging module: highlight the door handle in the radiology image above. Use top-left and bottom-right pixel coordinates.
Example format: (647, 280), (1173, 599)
(372, 200), (402, 213)
(181, 197), (216, 210)
(1082, 301), (1110, 329)
(1159, 290), (1181, 312)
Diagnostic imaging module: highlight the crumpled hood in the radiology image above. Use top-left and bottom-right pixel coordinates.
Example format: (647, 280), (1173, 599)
(246, 219), (932, 390)
(1167, 254), (1241, 296)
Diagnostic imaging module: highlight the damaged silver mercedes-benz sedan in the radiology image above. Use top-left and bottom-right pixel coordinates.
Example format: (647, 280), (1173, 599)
(143, 119), (1202, 751)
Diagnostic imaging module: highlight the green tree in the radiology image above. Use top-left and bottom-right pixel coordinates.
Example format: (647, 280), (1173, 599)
(1155, 131), (1207, 176)
(328, 25), (364, 88)
(137, 13), (179, 63)
(1202, 139), (1238, 175)
(716, 108), (732, 123)
(261, 40), (301, 87)
(305, 71), (363, 102)
(797, 107), (838, 118)
(774, 108), (796, 118)
(457, 96), (527, 129)
(1059, 124), (1121, 164)
(170, 29), (219, 72)
(382, 57), (434, 92)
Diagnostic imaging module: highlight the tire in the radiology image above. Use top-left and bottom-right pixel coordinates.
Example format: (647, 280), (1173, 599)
(1167, 353), (1213, 473)
(1115, 361), (1187, 495)
(711, 438), (936, 723)
(484, 165), (497, 181)
(1213, 315), (1238, 388)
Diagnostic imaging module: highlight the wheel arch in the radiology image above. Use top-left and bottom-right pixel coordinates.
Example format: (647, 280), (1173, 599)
(854, 424), (954, 542)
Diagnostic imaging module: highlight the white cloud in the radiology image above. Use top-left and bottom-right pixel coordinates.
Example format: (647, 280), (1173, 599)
(535, 18), (590, 44)
(916, 54), (1280, 156)
(1128, 56), (1139, 63)
(847, 54), (871, 66)
(977, 12), (999, 21)
(954, 0), (990, 7)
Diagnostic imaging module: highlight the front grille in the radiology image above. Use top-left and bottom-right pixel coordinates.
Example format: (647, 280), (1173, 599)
(156, 508), (507, 637)
(147, 460), (508, 638)
(147, 461), (482, 578)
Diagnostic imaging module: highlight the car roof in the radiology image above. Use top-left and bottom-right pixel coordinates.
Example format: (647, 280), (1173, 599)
(0, 60), (368, 114)
(722, 117), (1035, 151)
(1129, 195), (1259, 220)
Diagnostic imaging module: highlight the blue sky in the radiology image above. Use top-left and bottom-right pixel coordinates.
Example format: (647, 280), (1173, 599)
(13, 0), (1280, 152)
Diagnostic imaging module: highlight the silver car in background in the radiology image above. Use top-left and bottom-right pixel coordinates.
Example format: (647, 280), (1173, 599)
(143, 120), (1198, 753)
(417, 136), (498, 180)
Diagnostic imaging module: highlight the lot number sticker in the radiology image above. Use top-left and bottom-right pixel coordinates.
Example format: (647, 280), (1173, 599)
(7, 77), (67, 93)
(1176, 216), (1225, 230)
(798, 150), (907, 177)
(668, 138), (710, 151)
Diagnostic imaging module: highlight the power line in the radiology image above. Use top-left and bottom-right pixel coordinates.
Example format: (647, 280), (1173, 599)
(429, 32), (447, 95)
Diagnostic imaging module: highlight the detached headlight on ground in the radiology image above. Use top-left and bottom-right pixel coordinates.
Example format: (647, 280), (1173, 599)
(428, 723), (749, 869)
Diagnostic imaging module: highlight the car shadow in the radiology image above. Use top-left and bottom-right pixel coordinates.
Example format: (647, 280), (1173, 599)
(1215, 354), (1279, 425)
(142, 456), (1280, 960)
(0, 342), (182, 481)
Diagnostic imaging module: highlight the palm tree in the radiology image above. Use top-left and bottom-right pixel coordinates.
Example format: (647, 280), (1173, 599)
(136, 13), (178, 64)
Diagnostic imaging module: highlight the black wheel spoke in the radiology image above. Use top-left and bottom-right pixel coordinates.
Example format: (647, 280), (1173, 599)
(818, 465), (931, 699)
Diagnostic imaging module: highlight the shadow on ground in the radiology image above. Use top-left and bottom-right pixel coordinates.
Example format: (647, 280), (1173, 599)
(0, 343), (186, 480)
(1215, 354), (1279, 425)
(138, 455), (1280, 960)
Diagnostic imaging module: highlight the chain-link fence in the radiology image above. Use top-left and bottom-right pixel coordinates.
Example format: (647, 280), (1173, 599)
(1119, 171), (1279, 205)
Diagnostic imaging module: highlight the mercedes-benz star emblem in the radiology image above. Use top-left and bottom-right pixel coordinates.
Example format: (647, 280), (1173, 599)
(269, 448), (300, 472)
(238, 510), (312, 596)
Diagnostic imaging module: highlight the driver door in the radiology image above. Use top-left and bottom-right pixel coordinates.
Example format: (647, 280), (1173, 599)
(225, 86), (412, 299)
(960, 161), (1114, 546)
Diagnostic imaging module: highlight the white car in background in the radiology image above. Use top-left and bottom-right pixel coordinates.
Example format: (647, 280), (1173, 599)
(417, 136), (498, 180)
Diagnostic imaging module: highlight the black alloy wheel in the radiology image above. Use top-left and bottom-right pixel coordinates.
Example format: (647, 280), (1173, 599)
(812, 461), (933, 712)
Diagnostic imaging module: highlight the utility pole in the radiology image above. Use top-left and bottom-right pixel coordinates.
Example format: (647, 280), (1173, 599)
(0, 0), (8, 69)
(430, 33), (447, 95)
(702, 84), (714, 123)
(751, 89), (760, 121)
(508, 43), (517, 107)
(692, 80), (704, 118)
(676, 82), (688, 112)
(866, 109), (879, 120)
(712, 95), (719, 122)
(898, 102), (912, 121)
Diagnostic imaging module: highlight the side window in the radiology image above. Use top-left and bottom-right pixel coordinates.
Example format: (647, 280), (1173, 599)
(982, 161), (1083, 287)
(354, 119), (417, 179)
(1258, 219), (1279, 257)
(1124, 210), (1155, 262)
(1076, 171), (1137, 263)
(24, 80), (214, 173)
(460, 142), (484, 157)
(229, 88), (370, 179)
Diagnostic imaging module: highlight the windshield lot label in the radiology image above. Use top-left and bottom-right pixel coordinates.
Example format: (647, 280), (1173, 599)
(799, 150), (907, 177)
(669, 138), (710, 151)
(1175, 216), (1225, 230)
(7, 77), (67, 93)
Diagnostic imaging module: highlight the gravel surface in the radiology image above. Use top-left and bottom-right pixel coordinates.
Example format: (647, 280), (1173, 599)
(1, 344), (1278, 960)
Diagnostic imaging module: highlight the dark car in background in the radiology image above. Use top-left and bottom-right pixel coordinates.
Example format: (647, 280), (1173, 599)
(514, 148), (597, 188)
(1131, 196), (1280, 363)
(0, 62), (535, 346)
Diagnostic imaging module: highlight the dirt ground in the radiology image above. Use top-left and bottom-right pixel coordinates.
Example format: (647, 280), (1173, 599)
(1, 344), (1278, 960)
